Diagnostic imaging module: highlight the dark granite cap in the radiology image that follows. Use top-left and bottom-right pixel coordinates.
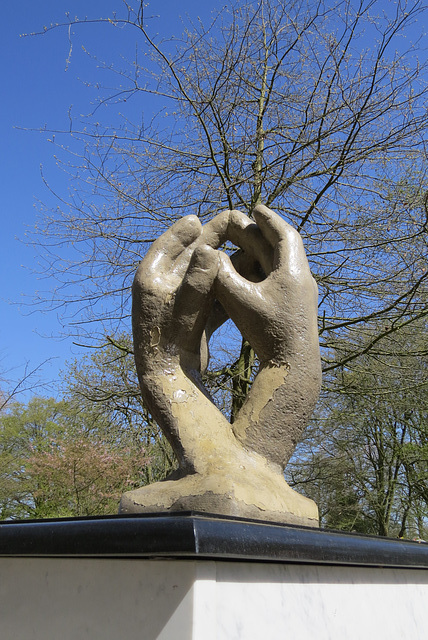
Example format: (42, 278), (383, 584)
(0, 511), (427, 568)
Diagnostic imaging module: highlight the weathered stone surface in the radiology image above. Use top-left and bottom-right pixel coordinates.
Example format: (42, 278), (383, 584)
(119, 205), (321, 526)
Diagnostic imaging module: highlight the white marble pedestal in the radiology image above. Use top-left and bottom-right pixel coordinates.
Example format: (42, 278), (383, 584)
(2, 557), (428, 639)
(1, 513), (428, 639)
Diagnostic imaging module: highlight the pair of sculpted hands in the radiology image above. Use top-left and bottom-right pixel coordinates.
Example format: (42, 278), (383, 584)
(132, 205), (321, 476)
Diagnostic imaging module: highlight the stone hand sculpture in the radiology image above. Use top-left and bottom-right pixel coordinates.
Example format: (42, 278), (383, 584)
(119, 205), (322, 526)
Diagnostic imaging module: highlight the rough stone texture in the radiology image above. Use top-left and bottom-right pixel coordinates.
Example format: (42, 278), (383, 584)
(119, 205), (321, 526)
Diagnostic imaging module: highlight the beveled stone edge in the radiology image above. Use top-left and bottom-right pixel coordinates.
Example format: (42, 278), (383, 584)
(0, 511), (427, 568)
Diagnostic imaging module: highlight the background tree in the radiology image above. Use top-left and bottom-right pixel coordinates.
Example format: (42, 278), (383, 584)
(64, 337), (176, 482)
(0, 396), (148, 519)
(287, 322), (428, 538)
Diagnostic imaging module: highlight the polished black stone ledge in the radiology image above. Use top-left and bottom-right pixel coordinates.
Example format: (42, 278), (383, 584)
(0, 512), (427, 568)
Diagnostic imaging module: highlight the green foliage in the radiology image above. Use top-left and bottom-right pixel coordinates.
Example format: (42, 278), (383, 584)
(288, 325), (428, 538)
(0, 396), (148, 519)
(63, 336), (177, 482)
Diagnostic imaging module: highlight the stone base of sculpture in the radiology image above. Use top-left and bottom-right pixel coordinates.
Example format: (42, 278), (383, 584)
(119, 468), (319, 527)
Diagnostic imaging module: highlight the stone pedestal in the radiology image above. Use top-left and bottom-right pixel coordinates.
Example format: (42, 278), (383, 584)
(1, 513), (428, 639)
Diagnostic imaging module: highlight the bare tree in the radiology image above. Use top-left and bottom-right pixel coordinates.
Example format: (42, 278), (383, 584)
(33, 0), (428, 358)
(0, 361), (50, 413)
(30, 1), (428, 412)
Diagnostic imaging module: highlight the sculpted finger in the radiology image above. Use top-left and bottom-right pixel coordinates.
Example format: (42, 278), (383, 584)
(136, 215), (202, 282)
(216, 252), (258, 300)
(174, 245), (219, 353)
(200, 210), (230, 247)
(204, 248), (266, 342)
(200, 210), (272, 273)
(202, 209), (273, 274)
(179, 245), (219, 297)
(252, 205), (293, 246)
(228, 210), (274, 274)
(215, 253), (269, 357)
(252, 204), (311, 276)
(215, 252), (262, 320)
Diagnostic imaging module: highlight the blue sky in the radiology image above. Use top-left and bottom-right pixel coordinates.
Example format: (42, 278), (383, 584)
(1, 1), (221, 399)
